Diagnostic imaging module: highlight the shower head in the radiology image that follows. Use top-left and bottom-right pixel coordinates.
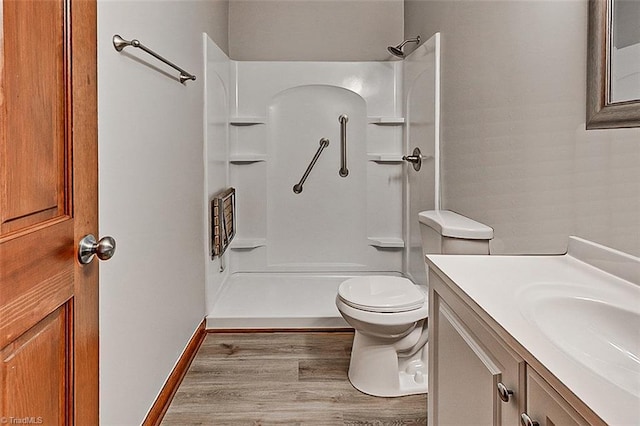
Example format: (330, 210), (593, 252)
(387, 36), (421, 58)
(387, 45), (405, 57)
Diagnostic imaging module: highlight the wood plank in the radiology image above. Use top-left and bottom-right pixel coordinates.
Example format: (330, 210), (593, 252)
(210, 327), (353, 334)
(342, 411), (427, 425)
(162, 409), (344, 426)
(166, 383), (306, 411)
(298, 358), (351, 382)
(294, 382), (425, 409)
(168, 381), (417, 409)
(197, 332), (352, 360)
(185, 358), (299, 383)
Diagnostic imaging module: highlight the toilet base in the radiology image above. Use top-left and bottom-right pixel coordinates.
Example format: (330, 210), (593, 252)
(347, 331), (428, 397)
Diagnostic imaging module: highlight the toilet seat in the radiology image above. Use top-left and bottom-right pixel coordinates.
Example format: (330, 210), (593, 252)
(338, 276), (425, 313)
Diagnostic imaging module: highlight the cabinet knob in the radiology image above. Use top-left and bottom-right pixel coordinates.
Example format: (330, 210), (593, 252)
(497, 382), (514, 403)
(520, 413), (539, 426)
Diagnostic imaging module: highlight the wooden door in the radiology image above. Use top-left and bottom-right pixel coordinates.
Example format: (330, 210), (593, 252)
(0, 1), (98, 424)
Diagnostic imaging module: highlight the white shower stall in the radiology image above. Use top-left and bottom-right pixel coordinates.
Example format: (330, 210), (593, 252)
(204, 33), (440, 329)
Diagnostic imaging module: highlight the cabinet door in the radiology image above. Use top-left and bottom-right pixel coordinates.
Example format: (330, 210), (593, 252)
(524, 367), (589, 426)
(431, 293), (523, 426)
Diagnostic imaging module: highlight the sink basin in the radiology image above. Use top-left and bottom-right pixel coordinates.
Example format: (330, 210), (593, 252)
(518, 281), (640, 398)
(427, 237), (640, 425)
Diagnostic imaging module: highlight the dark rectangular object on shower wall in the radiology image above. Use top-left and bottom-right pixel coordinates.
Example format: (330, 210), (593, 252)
(211, 187), (236, 259)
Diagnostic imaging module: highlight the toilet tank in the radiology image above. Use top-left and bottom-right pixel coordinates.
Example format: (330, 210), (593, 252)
(418, 210), (493, 255)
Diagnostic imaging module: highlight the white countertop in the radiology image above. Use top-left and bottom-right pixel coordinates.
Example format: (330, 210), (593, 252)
(426, 237), (640, 425)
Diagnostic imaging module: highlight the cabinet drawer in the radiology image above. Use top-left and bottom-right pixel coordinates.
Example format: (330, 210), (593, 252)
(524, 367), (589, 426)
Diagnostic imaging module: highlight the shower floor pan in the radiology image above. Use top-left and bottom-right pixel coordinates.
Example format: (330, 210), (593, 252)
(206, 272), (402, 330)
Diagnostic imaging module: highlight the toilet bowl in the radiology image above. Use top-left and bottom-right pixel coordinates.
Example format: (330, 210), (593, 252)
(336, 210), (493, 397)
(336, 276), (429, 397)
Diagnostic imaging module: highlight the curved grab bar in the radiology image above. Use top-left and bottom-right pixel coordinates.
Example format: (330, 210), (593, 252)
(338, 114), (349, 177)
(293, 138), (330, 194)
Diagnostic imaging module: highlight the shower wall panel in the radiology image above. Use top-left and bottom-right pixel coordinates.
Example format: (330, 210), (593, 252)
(229, 61), (404, 273)
(268, 86), (367, 268)
(404, 34), (441, 285)
(205, 35), (231, 305)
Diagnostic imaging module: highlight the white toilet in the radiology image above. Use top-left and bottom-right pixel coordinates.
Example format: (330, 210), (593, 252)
(336, 210), (493, 397)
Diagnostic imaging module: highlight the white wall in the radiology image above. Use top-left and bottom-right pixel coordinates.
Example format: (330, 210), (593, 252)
(405, 0), (640, 256)
(97, 1), (227, 424)
(228, 0), (404, 61)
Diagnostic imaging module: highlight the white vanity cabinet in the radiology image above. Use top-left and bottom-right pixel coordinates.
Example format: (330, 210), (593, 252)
(429, 271), (524, 425)
(428, 269), (604, 426)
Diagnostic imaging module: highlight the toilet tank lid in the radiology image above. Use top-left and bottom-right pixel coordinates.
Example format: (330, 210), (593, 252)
(418, 210), (494, 240)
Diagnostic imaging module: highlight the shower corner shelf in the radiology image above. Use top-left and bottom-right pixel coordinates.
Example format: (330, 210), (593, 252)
(230, 238), (266, 250)
(367, 116), (405, 125)
(230, 116), (266, 126)
(368, 237), (405, 248)
(367, 153), (404, 163)
(229, 154), (267, 164)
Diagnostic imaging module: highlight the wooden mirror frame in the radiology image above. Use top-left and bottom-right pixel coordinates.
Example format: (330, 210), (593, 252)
(586, 0), (640, 129)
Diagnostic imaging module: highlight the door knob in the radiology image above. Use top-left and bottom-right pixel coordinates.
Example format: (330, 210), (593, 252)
(403, 147), (423, 171)
(78, 234), (116, 265)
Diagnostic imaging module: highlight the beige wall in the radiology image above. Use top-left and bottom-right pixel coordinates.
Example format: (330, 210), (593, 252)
(209, 0), (230, 54)
(229, 0), (404, 61)
(405, 0), (640, 256)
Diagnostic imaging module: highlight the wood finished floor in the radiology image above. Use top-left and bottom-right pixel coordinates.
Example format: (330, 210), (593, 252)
(161, 332), (427, 425)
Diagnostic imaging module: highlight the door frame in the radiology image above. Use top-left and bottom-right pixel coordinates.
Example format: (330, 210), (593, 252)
(70, 1), (99, 423)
